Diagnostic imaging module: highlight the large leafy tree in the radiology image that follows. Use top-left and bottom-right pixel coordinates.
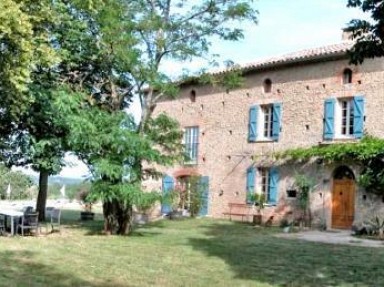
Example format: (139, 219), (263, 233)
(124, 0), (258, 130)
(1, 0), (134, 221)
(0, 0), (258, 232)
(346, 0), (384, 64)
(0, 0), (64, 220)
(53, 0), (258, 234)
(0, 0), (57, 120)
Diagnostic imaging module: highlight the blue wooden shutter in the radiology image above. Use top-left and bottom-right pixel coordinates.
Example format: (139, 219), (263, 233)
(353, 96), (365, 139)
(161, 175), (174, 214)
(246, 166), (256, 204)
(248, 106), (258, 142)
(268, 167), (279, 205)
(198, 176), (209, 216)
(272, 103), (282, 141)
(323, 99), (335, 140)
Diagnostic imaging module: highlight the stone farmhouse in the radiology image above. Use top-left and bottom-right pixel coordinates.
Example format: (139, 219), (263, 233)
(145, 33), (384, 229)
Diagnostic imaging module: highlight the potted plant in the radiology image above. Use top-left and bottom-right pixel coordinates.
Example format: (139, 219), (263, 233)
(135, 192), (160, 224)
(280, 218), (293, 233)
(169, 189), (183, 219)
(294, 173), (316, 229)
(78, 189), (95, 221)
(248, 191), (265, 225)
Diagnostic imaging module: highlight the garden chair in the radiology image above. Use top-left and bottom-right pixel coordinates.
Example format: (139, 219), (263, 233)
(22, 206), (34, 214)
(18, 212), (39, 236)
(0, 215), (5, 235)
(47, 208), (61, 233)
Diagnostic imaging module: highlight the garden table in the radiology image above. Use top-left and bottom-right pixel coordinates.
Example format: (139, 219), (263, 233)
(0, 209), (24, 236)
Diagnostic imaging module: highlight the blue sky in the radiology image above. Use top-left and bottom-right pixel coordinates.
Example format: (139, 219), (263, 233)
(163, 0), (367, 75)
(30, 0), (368, 179)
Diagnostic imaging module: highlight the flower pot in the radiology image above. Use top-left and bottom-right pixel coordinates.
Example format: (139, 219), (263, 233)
(253, 214), (262, 225)
(80, 211), (95, 221)
(283, 226), (291, 233)
(134, 213), (150, 224)
(170, 210), (183, 220)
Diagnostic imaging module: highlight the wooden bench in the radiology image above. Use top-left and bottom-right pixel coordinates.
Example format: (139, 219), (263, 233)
(223, 203), (253, 222)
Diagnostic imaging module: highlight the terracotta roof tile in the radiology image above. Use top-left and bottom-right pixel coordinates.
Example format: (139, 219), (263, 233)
(212, 41), (354, 75)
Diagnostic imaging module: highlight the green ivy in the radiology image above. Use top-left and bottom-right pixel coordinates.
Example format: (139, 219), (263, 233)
(277, 136), (384, 195)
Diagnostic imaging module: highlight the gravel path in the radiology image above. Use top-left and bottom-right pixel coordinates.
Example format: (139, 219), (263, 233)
(275, 229), (384, 248)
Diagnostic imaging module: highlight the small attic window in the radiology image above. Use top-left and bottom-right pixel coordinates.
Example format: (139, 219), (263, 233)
(263, 78), (272, 93)
(343, 68), (353, 84)
(190, 90), (196, 102)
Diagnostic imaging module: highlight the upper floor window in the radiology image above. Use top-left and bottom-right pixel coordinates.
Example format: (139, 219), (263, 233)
(342, 68), (353, 84)
(263, 79), (272, 93)
(323, 96), (365, 140)
(248, 103), (282, 142)
(184, 126), (199, 164)
(340, 99), (354, 136)
(262, 105), (274, 138)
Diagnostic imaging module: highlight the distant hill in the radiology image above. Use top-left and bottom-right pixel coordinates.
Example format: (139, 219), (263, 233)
(30, 175), (86, 185)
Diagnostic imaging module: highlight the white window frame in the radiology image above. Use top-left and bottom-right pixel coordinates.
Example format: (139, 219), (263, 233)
(257, 105), (274, 141)
(334, 98), (354, 139)
(184, 126), (199, 164)
(256, 168), (270, 202)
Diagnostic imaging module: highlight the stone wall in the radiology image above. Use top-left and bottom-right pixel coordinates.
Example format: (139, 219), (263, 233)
(145, 56), (384, 228)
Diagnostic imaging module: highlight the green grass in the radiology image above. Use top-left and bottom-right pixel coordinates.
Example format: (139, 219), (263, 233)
(0, 213), (383, 287)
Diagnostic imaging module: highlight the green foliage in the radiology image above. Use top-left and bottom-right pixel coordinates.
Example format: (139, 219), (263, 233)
(0, 165), (33, 200)
(247, 192), (266, 211)
(0, 0), (58, 118)
(0, 0), (258, 234)
(278, 136), (384, 195)
(188, 176), (204, 218)
(294, 174), (315, 210)
(166, 176), (204, 217)
(47, 182), (91, 201)
(363, 213), (384, 237)
(346, 0), (384, 64)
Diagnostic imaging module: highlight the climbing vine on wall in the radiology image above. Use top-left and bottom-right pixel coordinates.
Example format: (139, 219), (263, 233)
(276, 136), (384, 195)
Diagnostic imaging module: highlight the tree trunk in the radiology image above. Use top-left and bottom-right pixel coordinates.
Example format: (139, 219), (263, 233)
(103, 200), (117, 235)
(36, 170), (49, 222)
(117, 204), (133, 235)
(102, 199), (133, 235)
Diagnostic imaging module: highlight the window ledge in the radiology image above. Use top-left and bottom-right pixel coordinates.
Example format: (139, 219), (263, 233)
(183, 162), (198, 166)
(320, 138), (359, 145)
(254, 139), (275, 143)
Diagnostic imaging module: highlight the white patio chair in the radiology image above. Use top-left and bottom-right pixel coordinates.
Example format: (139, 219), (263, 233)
(48, 208), (61, 233)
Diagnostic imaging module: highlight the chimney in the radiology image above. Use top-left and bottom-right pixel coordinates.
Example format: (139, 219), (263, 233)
(341, 28), (353, 41)
(342, 29), (354, 41)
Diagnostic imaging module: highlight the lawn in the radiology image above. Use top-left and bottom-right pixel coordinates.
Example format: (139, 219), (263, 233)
(0, 212), (383, 287)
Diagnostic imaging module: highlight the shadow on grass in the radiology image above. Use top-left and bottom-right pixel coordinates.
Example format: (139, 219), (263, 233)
(52, 209), (105, 236)
(58, 209), (168, 237)
(188, 220), (384, 287)
(0, 250), (129, 287)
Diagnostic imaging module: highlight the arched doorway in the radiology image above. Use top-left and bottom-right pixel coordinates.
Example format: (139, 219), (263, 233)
(331, 166), (355, 228)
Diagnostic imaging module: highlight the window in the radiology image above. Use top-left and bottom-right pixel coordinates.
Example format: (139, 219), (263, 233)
(262, 105), (273, 138)
(248, 103), (282, 142)
(246, 166), (279, 205)
(263, 78), (272, 93)
(184, 126), (199, 164)
(324, 96), (364, 140)
(340, 99), (354, 136)
(342, 68), (353, 84)
(161, 175), (209, 216)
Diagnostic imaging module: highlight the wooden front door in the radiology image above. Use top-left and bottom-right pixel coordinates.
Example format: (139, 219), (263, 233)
(332, 179), (355, 228)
